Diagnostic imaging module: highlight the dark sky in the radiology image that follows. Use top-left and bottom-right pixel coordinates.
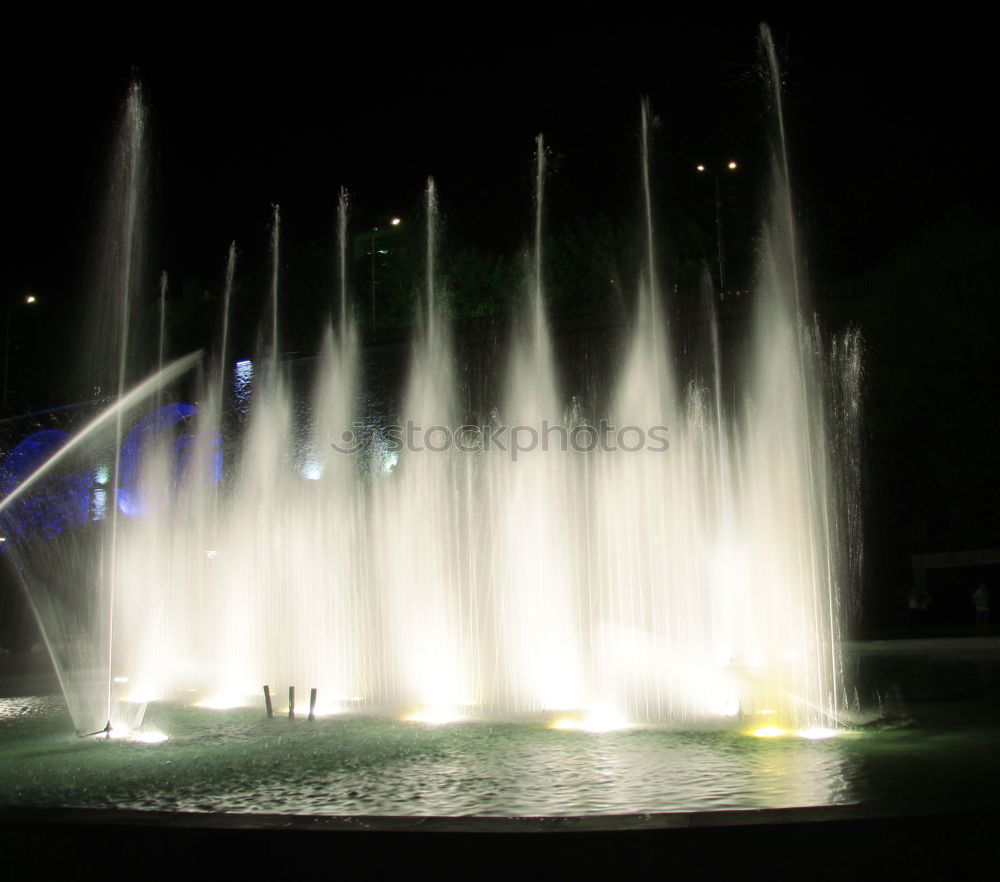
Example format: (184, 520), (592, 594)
(6, 18), (996, 302)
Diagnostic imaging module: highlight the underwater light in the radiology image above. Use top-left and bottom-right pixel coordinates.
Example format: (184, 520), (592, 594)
(550, 708), (632, 733)
(797, 727), (838, 740)
(133, 730), (168, 744)
(751, 726), (787, 737)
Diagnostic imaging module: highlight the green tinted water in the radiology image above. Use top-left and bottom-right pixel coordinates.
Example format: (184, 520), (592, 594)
(1, 642), (997, 817)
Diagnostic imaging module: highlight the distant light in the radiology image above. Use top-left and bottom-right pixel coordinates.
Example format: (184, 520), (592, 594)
(391, 217), (401, 226)
(752, 726), (787, 737)
(696, 163), (706, 172)
(205, 550), (218, 559)
(235, 359), (252, 367)
(798, 727), (838, 740)
(94, 466), (110, 485)
(0, 537), (6, 543)
(24, 295), (37, 304)
(112, 676), (129, 684)
(727, 160), (738, 171)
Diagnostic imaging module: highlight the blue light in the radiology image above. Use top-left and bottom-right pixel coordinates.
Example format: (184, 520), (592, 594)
(0, 430), (90, 543)
(117, 403), (222, 517)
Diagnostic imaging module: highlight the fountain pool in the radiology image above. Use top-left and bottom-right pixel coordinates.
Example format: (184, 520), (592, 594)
(2, 640), (1000, 818)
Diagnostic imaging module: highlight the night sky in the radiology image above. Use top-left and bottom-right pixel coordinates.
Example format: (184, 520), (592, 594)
(3, 16), (999, 629)
(6, 18), (996, 301)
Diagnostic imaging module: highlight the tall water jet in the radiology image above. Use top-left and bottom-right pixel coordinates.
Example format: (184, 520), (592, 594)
(269, 204), (281, 367)
(594, 100), (686, 722)
(218, 242), (237, 406)
(102, 83), (149, 730)
(157, 272), (167, 398)
(492, 136), (584, 714)
(337, 188), (349, 336)
(372, 176), (471, 717)
(727, 22), (857, 725)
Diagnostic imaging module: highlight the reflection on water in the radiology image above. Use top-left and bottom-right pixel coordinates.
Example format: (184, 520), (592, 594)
(2, 642), (999, 817)
(0, 696), (855, 816)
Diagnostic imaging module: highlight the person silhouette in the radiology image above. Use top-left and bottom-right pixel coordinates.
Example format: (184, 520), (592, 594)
(972, 583), (990, 635)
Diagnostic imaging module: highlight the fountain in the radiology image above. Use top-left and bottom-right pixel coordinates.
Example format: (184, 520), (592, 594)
(0, 25), (862, 744)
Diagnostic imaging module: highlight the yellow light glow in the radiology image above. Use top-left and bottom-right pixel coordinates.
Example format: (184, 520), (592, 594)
(797, 727), (838, 740)
(25, 295), (37, 304)
(390, 217), (401, 226)
(696, 163), (706, 172)
(550, 707), (632, 733)
(403, 708), (464, 725)
(727, 160), (738, 170)
(752, 726), (787, 737)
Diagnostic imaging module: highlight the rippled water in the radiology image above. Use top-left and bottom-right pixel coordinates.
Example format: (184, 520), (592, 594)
(0, 698), (849, 815)
(2, 642), (997, 817)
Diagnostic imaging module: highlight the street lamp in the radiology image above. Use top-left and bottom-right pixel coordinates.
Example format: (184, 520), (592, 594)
(695, 160), (739, 297)
(3, 294), (39, 406)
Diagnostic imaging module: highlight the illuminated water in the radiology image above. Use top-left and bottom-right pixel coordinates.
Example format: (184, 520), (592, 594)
(2, 26), (862, 741)
(2, 643), (999, 816)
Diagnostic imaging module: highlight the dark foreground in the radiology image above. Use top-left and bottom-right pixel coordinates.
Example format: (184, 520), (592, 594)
(3, 802), (998, 879)
(3, 638), (1000, 878)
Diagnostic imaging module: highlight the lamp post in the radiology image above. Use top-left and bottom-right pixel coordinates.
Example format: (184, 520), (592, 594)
(3, 294), (38, 407)
(696, 160), (739, 297)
